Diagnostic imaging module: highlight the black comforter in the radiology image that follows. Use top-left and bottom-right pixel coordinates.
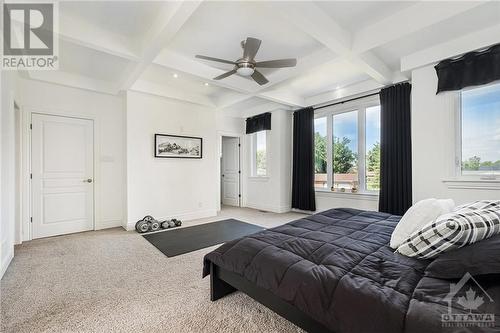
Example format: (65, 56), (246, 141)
(203, 208), (500, 333)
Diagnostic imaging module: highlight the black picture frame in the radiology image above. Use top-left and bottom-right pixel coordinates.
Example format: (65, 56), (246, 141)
(154, 134), (203, 159)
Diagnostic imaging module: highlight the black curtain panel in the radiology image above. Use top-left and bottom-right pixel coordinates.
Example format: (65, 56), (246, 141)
(379, 83), (412, 216)
(435, 43), (500, 94)
(292, 107), (316, 211)
(246, 112), (271, 134)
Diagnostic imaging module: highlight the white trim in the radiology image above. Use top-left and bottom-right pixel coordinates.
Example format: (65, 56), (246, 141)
(315, 189), (379, 201)
(0, 244), (14, 279)
(125, 208), (217, 231)
(244, 202), (291, 214)
(95, 219), (123, 230)
(247, 176), (270, 182)
(442, 179), (500, 190)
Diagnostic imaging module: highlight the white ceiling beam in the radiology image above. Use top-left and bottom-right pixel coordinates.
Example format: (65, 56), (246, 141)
(258, 90), (305, 108)
(305, 79), (383, 107)
(215, 91), (255, 109)
(220, 101), (286, 118)
(273, 2), (394, 85)
(130, 79), (215, 107)
(118, 1), (203, 92)
(350, 52), (395, 86)
(352, 1), (486, 54)
(401, 24), (500, 72)
(59, 13), (140, 62)
(27, 71), (117, 95)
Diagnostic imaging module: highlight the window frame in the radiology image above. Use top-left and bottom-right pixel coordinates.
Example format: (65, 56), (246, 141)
(455, 82), (500, 180)
(251, 130), (269, 178)
(314, 95), (380, 194)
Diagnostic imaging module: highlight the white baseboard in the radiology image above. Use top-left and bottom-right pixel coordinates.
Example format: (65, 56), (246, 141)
(244, 202), (291, 214)
(1, 243), (14, 280)
(95, 219), (123, 230)
(125, 208), (217, 231)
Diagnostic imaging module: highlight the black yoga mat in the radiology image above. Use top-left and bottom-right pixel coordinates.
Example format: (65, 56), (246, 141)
(142, 219), (264, 257)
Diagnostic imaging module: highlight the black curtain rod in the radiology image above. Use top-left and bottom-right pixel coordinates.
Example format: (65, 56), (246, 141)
(314, 91), (379, 111)
(312, 80), (411, 111)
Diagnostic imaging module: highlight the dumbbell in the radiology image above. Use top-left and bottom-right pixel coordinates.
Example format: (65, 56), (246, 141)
(161, 220), (171, 229)
(149, 219), (160, 232)
(135, 220), (150, 233)
(172, 219), (182, 227)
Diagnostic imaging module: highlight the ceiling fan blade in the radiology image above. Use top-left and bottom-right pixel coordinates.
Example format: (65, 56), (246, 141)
(213, 69), (237, 80)
(195, 55), (236, 65)
(243, 37), (261, 60)
(251, 70), (269, 85)
(255, 59), (297, 68)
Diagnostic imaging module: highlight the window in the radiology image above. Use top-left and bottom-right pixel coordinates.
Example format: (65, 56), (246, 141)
(365, 106), (381, 190)
(332, 110), (358, 191)
(314, 100), (381, 193)
(314, 117), (327, 188)
(460, 83), (500, 177)
(252, 131), (267, 176)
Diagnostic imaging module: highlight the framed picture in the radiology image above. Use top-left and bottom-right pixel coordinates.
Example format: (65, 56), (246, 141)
(154, 134), (203, 159)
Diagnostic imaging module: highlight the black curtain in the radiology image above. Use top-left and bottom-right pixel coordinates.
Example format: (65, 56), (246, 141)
(435, 43), (500, 94)
(379, 83), (412, 216)
(291, 107), (316, 211)
(246, 112), (271, 134)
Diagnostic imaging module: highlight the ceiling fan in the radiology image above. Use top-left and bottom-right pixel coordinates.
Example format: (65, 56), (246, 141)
(195, 37), (297, 85)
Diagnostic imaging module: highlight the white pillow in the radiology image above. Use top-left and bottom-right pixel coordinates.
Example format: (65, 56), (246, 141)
(389, 198), (455, 249)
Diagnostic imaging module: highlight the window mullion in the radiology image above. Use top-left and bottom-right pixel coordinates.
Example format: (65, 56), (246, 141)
(358, 109), (366, 192)
(326, 114), (333, 190)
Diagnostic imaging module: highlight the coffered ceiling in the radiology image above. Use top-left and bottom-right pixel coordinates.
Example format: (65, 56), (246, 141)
(17, 1), (500, 117)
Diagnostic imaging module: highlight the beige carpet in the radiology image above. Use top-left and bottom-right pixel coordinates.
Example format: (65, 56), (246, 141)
(1, 207), (307, 333)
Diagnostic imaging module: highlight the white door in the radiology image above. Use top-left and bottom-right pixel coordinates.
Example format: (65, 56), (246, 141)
(31, 114), (94, 239)
(221, 137), (240, 207)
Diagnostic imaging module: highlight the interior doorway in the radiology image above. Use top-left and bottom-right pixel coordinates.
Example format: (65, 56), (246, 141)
(221, 136), (241, 207)
(31, 113), (95, 239)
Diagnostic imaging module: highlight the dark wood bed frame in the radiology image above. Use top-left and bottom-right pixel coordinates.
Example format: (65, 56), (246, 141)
(209, 261), (334, 333)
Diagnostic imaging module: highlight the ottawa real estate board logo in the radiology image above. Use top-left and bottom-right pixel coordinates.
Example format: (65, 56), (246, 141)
(442, 272), (495, 328)
(2, 2), (59, 70)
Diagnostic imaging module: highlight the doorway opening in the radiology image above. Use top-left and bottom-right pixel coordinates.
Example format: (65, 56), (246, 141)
(221, 136), (241, 208)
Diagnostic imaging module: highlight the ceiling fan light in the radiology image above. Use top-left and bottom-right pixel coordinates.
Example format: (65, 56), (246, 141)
(236, 67), (255, 77)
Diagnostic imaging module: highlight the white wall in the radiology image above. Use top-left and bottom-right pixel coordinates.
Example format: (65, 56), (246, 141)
(244, 109), (292, 213)
(17, 78), (126, 236)
(1, 71), (18, 278)
(411, 65), (500, 204)
(315, 192), (378, 212)
(125, 91), (218, 229)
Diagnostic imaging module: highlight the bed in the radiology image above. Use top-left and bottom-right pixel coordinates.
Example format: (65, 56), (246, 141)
(203, 208), (500, 332)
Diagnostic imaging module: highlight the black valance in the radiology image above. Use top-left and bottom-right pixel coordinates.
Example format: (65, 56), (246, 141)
(246, 112), (271, 134)
(435, 43), (500, 94)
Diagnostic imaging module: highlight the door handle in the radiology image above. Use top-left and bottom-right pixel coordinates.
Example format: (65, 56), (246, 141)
(84, 178), (93, 183)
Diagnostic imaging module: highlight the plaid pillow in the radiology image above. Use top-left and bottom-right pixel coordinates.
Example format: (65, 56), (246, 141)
(453, 200), (500, 212)
(396, 208), (500, 259)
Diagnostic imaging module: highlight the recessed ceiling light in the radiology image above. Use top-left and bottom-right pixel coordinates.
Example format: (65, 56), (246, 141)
(204, 82), (209, 86)
(172, 73), (178, 78)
